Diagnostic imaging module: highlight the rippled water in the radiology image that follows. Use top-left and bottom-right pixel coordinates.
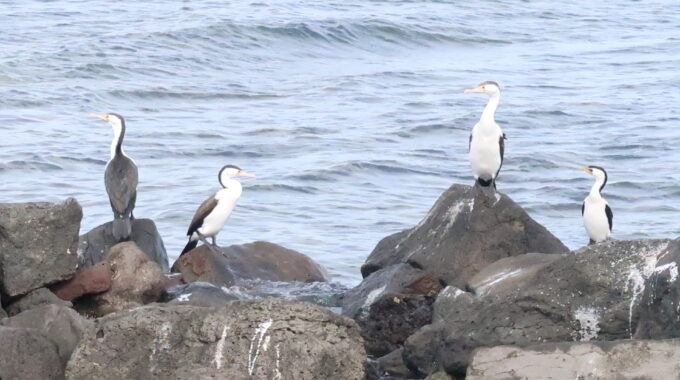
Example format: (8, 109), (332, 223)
(2, 0), (679, 285)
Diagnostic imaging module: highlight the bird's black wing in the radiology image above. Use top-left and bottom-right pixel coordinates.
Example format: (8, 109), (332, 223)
(605, 204), (613, 231)
(187, 195), (218, 236)
(581, 202), (585, 216)
(495, 134), (505, 179)
(104, 156), (138, 216)
(468, 134), (472, 153)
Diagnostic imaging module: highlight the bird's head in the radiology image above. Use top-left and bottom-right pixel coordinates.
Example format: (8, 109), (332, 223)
(219, 164), (256, 187)
(579, 166), (608, 189)
(464, 81), (501, 96)
(90, 112), (125, 132)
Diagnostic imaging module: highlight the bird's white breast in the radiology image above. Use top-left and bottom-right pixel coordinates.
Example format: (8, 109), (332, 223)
(583, 195), (610, 243)
(469, 122), (503, 180)
(198, 186), (242, 237)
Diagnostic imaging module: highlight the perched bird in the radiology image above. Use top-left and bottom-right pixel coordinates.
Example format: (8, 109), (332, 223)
(464, 81), (506, 189)
(579, 166), (613, 244)
(180, 165), (255, 256)
(91, 113), (138, 241)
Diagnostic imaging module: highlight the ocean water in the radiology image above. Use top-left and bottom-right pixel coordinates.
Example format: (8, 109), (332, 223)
(2, 0), (679, 286)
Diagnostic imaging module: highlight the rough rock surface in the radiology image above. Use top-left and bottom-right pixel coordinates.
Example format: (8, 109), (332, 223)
(404, 239), (678, 376)
(172, 241), (328, 286)
(78, 218), (169, 272)
(163, 282), (239, 307)
(342, 263), (441, 356)
(0, 304), (91, 366)
(372, 348), (417, 379)
(66, 298), (366, 380)
(51, 261), (112, 301)
(0, 326), (64, 379)
(361, 184), (568, 287)
(467, 339), (680, 380)
(5, 287), (72, 316)
(74, 242), (165, 317)
(0, 198), (81, 297)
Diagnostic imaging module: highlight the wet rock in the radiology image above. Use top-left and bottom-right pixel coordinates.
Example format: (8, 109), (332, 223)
(0, 198), (81, 297)
(467, 338), (680, 380)
(342, 263), (441, 356)
(0, 326), (64, 379)
(66, 298), (366, 380)
(50, 261), (112, 301)
(78, 218), (169, 272)
(5, 287), (72, 316)
(425, 372), (454, 380)
(375, 348), (417, 379)
(74, 242), (165, 317)
(171, 241), (328, 286)
(361, 184), (568, 288)
(163, 282), (239, 307)
(404, 239), (677, 376)
(0, 304), (91, 366)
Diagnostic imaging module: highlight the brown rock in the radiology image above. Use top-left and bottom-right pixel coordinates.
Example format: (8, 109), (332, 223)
(51, 261), (112, 301)
(171, 245), (236, 287)
(74, 242), (164, 317)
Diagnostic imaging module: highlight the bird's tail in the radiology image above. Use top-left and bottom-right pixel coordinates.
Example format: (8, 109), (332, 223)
(112, 216), (132, 242)
(476, 177), (494, 187)
(180, 239), (198, 256)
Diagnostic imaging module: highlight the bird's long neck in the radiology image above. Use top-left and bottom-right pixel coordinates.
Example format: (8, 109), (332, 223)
(590, 177), (605, 198)
(219, 178), (243, 198)
(110, 122), (125, 159)
(480, 93), (500, 126)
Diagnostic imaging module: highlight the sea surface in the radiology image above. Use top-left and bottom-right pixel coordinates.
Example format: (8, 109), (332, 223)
(2, 0), (679, 286)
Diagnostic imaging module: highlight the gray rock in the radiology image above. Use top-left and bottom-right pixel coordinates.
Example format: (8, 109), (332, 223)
(0, 326), (64, 380)
(0, 304), (91, 366)
(404, 239), (678, 377)
(74, 242), (165, 317)
(6, 287), (72, 316)
(0, 293), (6, 319)
(78, 218), (169, 272)
(66, 299), (366, 380)
(163, 282), (240, 307)
(467, 338), (680, 380)
(375, 348), (416, 379)
(361, 184), (568, 288)
(171, 241), (328, 286)
(0, 198), (81, 297)
(342, 263), (441, 356)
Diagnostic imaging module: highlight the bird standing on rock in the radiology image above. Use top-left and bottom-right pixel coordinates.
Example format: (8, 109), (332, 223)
(91, 113), (138, 241)
(180, 165), (256, 256)
(579, 166), (613, 244)
(464, 81), (506, 190)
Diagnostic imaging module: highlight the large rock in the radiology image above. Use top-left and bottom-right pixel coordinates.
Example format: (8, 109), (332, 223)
(404, 239), (679, 376)
(342, 263), (441, 356)
(5, 287), (72, 316)
(361, 184), (568, 287)
(74, 242), (165, 317)
(78, 218), (169, 272)
(51, 261), (112, 301)
(0, 198), (81, 297)
(0, 304), (91, 366)
(0, 326), (64, 379)
(163, 282), (240, 307)
(172, 241), (328, 286)
(66, 298), (366, 380)
(467, 338), (680, 380)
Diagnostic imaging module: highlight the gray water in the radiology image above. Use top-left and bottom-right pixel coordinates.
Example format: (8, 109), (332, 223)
(2, 0), (679, 286)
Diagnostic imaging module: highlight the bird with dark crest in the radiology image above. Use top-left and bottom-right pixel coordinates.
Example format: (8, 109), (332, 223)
(91, 113), (138, 241)
(180, 165), (256, 256)
(464, 81), (506, 191)
(579, 166), (613, 244)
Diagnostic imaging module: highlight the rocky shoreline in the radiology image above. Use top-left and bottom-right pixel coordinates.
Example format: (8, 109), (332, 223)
(2, 184), (679, 379)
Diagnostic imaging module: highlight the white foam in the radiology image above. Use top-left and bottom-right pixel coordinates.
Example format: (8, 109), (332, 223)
(177, 293), (191, 302)
(573, 306), (600, 341)
(212, 325), (230, 369)
(653, 262), (679, 283)
(273, 343), (283, 380)
(248, 319), (273, 375)
(361, 285), (386, 317)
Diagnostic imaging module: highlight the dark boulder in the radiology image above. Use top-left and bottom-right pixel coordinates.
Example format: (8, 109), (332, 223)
(404, 239), (677, 377)
(0, 304), (91, 366)
(467, 338), (680, 380)
(171, 241), (328, 286)
(74, 242), (165, 317)
(0, 198), (81, 297)
(51, 261), (112, 301)
(361, 184), (568, 287)
(5, 287), (72, 316)
(78, 218), (169, 272)
(66, 299), (366, 380)
(163, 282), (240, 307)
(0, 326), (64, 379)
(342, 263), (441, 356)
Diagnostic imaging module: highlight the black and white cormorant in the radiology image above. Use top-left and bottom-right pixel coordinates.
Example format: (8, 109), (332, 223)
(464, 81), (506, 189)
(579, 166), (613, 244)
(91, 113), (138, 241)
(180, 165), (256, 256)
